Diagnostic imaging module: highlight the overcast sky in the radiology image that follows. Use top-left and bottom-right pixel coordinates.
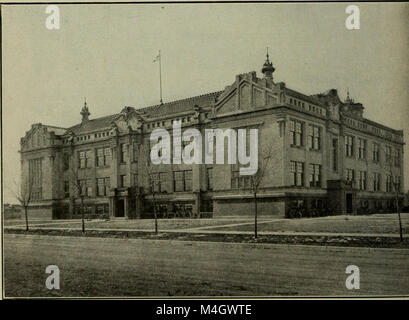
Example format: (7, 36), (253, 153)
(2, 3), (409, 203)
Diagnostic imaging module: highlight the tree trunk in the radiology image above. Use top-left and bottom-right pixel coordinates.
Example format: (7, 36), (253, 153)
(153, 193), (158, 234)
(395, 192), (403, 242)
(24, 206), (29, 231)
(81, 197), (85, 233)
(254, 192), (258, 239)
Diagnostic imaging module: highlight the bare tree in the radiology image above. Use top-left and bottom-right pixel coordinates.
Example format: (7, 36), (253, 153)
(383, 145), (404, 241)
(145, 162), (159, 234)
(67, 165), (87, 233)
(247, 142), (274, 239)
(10, 177), (34, 231)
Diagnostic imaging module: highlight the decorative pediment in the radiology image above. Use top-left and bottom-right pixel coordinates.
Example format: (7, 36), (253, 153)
(214, 72), (281, 116)
(21, 123), (52, 151)
(112, 106), (144, 133)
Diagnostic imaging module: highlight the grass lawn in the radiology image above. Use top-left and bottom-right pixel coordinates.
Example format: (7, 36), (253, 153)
(207, 213), (409, 235)
(5, 217), (264, 231)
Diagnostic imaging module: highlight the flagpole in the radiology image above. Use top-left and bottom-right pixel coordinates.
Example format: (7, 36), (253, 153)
(159, 50), (163, 105)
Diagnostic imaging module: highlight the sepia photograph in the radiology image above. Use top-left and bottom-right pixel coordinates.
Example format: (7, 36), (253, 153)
(1, 1), (409, 300)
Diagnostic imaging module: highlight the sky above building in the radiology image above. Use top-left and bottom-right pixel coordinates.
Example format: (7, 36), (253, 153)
(2, 3), (409, 203)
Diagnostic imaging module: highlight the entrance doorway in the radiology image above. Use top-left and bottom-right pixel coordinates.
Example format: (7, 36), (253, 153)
(346, 193), (353, 214)
(116, 199), (125, 217)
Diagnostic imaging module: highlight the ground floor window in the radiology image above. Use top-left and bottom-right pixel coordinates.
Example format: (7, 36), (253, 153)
(96, 204), (109, 215)
(231, 170), (251, 189)
(173, 170), (192, 192)
(310, 199), (323, 209)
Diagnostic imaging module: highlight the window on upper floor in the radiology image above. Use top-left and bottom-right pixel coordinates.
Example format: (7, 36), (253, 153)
(385, 146), (392, 164)
(290, 161), (304, 187)
(79, 150), (91, 169)
(132, 142), (138, 163)
(372, 143), (380, 163)
(64, 181), (70, 198)
(345, 135), (354, 157)
(358, 138), (367, 160)
(358, 171), (367, 190)
(345, 168), (355, 183)
(373, 173), (381, 191)
(394, 148), (401, 167)
(96, 147), (111, 167)
(308, 125), (321, 151)
(120, 174), (128, 188)
(120, 144), (127, 163)
(97, 178), (110, 196)
(79, 179), (92, 197)
(289, 120), (303, 147)
(332, 139), (338, 172)
(28, 158), (43, 200)
(394, 176), (401, 192)
(309, 164), (321, 187)
(386, 175), (393, 192)
(63, 153), (70, 171)
(132, 173), (138, 186)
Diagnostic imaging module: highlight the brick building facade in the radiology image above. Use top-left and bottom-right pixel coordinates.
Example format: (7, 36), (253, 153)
(20, 56), (405, 219)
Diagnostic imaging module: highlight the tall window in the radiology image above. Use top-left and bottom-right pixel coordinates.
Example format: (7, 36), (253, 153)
(386, 175), (393, 192)
(86, 179), (92, 196)
(96, 147), (111, 167)
(173, 170), (192, 192)
(345, 168), (355, 183)
(231, 170), (251, 189)
(372, 143), (380, 163)
(394, 176), (401, 193)
(373, 173), (381, 191)
(120, 175), (128, 188)
(290, 161), (304, 186)
(309, 164), (321, 187)
(79, 150), (91, 168)
(358, 138), (367, 159)
(29, 158), (43, 200)
(308, 125), (321, 150)
(64, 181), (70, 198)
(151, 173), (168, 193)
(120, 143), (127, 163)
(394, 149), (401, 167)
(104, 177), (110, 194)
(358, 171), (367, 190)
(132, 173), (138, 186)
(345, 135), (354, 157)
(207, 167), (213, 190)
(63, 153), (70, 171)
(289, 120), (303, 147)
(332, 138), (338, 172)
(385, 146), (392, 163)
(97, 178), (110, 196)
(79, 179), (92, 197)
(184, 170), (192, 191)
(132, 142), (138, 162)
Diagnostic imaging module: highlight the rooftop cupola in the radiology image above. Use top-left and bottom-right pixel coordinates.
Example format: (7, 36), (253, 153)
(345, 88), (354, 103)
(261, 48), (275, 80)
(80, 98), (90, 123)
